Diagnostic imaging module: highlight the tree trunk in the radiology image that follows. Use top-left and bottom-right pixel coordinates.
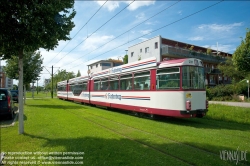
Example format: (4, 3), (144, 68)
(18, 50), (24, 134)
(32, 82), (34, 99)
(24, 85), (26, 104)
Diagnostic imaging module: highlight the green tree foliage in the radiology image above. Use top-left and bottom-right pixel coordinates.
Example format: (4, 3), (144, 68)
(13, 84), (18, 90)
(45, 69), (75, 90)
(218, 58), (246, 82)
(0, 1), (75, 134)
(0, 1), (76, 59)
(206, 83), (248, 101)
(206, 47), (212, 55)
(76, 70), (81, 77)
(233, 29), (250, 72)
(3, 51), (43, 84)
(123, 55), (128, 64)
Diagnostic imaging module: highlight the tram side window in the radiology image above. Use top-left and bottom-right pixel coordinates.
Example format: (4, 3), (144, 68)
(72, 82), (87, 96)
(58, 85), (66, 91)
(100, 77), (109, 90)
(109, 76), (119, 90)
(120, 74), (132, 90)
(94, 78), (109, 91)
(134, 71), (150, 90)
(156, 68), (180, 89)
(69, 84), (73, 91)
(94, 79), (101, 91)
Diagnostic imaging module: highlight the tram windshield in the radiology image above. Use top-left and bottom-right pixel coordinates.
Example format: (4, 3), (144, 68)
(182, 66), (205, 89)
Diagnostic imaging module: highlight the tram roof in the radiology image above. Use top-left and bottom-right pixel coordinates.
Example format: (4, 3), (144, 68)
(158, 58), (203, 68)
(91, 57), (157, 78)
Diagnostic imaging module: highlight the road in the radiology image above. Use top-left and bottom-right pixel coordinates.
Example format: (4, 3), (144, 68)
(209, 101), (250, 108)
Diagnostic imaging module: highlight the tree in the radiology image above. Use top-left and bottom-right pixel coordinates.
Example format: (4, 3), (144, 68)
(218, 58), (248, 95)
(76, 70), (81, 77)
(4, 51), (43, 85)
(13, 84), (18, 90)
(218, 58), (246, 82)
(4, 51), (43, 103)
(233, 29), (250, 72)
(0, 1), (76, 134)
(123, 55), (128, 64)
(45, 69), (75, 91)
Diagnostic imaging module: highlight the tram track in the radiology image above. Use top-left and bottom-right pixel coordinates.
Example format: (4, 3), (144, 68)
(65, 109), (195, 166)
(61, 104), (248, 166)
(76, 109), (220, 156)
(80, 106), (249, 165)
(194, 118), (250, 140)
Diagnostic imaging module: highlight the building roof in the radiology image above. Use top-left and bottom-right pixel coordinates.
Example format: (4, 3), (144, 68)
(87, 59), (123, 66)
(161, 37), (232, 57)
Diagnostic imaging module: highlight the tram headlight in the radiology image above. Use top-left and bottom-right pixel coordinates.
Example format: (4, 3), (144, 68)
(186, 100), (191, 110)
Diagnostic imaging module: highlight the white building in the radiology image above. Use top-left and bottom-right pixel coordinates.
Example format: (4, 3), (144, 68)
(128, 36), (161, 63)
(128, 35), (232, 86)
(87, 59), (123, 74)
(0, 66), (13, 89)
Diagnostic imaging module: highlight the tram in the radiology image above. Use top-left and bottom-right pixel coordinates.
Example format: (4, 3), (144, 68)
(57, 57), (208, 118)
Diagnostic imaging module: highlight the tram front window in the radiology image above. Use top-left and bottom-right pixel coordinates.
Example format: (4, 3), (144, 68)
(182, 66), (205, 89)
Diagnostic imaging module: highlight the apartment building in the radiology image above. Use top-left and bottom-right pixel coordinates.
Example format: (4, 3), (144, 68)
(87, 59), (123, 74)
(128, 36), (232, 86)
(0, 66), (13, 89)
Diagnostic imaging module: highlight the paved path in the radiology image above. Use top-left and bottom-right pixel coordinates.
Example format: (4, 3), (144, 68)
(209, 101), (250, 108)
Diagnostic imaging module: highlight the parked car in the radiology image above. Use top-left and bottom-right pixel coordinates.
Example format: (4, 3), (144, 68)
(10, 90), (18, 95)
(11, 91), (18, 103)
(0, 88), (15, 119)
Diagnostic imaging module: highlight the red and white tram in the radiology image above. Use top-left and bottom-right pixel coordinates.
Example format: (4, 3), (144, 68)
(57, 57), (208, 118)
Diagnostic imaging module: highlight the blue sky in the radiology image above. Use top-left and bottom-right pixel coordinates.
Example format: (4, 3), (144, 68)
(5, 1), (250, 86)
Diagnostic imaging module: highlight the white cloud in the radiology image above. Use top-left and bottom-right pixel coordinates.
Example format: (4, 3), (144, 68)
(198, 22), (243, 32)
(80, 35), (114, 51)
(139, 37), (148, 42)
(187, 22), (244, 43)
(96, 1), (155, 12)
(126, 1), (155, 11)
(188, 36), (204, 41)
(135, 13), (145, 20)
(139, 29), (152, 35)
(202, 44), (235, 53)
(96, 1), (119, 11)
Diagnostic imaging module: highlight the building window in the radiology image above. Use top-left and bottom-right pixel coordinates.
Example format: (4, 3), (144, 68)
(145, 47), (149, 53)
(155, 42), (158, 49)
(114, 63), (122, 67)
(140, 49), (142, 53)
(131, 52), (134, 57)
(101, 63), (111, 67)
(90, 66), (93, 69)
(96, 64), (98, 67)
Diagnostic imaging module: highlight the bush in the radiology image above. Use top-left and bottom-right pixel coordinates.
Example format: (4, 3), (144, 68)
(206, 82), (248, 101)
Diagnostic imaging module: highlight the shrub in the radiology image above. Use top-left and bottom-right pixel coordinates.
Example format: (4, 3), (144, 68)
(206, 83), (246, 101)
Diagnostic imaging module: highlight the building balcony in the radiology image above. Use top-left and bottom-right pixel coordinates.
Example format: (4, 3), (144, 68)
(161, 46), (227, 63)
(204, 67), (211, 74)
(210, 68), (221, 74)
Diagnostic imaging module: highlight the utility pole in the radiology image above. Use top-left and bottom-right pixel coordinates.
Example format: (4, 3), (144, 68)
(37, 78), (39, 94)
(44, 66), (59, 99)
(51, 65), (53, 98)
(247, 80), (249, 101)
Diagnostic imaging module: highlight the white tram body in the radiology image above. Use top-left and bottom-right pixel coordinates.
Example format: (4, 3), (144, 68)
(57, 57), (208, 118)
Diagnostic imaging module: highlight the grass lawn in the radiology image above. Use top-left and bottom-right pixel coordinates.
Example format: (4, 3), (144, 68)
(1, 99), (249, 166)
(25, 91), (56, 98)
